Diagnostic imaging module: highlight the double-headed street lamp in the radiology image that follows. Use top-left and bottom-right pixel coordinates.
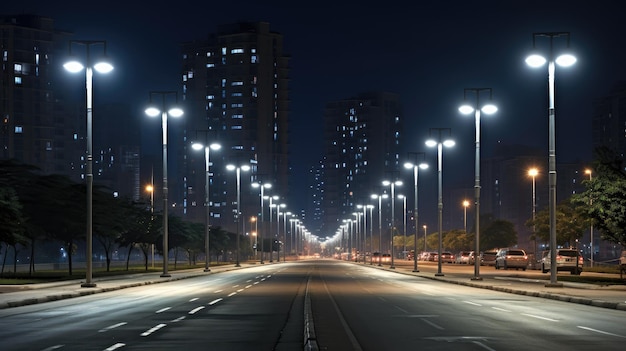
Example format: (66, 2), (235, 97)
(404, 153), (428, 272)
(145, 91), (183, 278)
(371, 193), (388, 266)
(226, 162), (251, 267)
(252, 181), (272, 263)
(266, 195), (279, 262)
(382, 179), (402, 269)
(459, 87), (497, 281)
(191, 133), (221, 272)
(526, 32), (576, 287)
(426, 128), (455, 277)
(64, 40), (113, 288)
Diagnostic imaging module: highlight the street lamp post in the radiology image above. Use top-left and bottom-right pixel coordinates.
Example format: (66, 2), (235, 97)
(191, 133), (221, 272)
(371, 193), (387, 266)
(276, 203), (286, 262)
(251, 216), (257, 259)
(382, 179), (402, 269)
(526, 32), (576, 287)
(423, 225), (427, 252)
(398, 195), (407, 258)
(585, 169), (594, 267)
(252, 181), (271, 264)
(146, 183), (155, 268)
(426, 128), (455, 277)
(462, 200), (470, 234)
(226, 162), (251, 267)
(145, 91), (183, 278)
(267, 195), (279, 262)
(64, 40), (113, 288)
(459, 88), (497, 281)
(404, 152), (428, 272)
(282, 210), (291, 262)
(367, 204), (374, 264)
(529, 168), (539, 265)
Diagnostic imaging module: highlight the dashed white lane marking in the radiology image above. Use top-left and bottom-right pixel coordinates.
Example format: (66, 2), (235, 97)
(463, 301), (482, 306)
(209, 298), (223, 305)
(99, 322), (127, 332)
(155, 307), (171, 313)
(189, 306), (205, 314)
(491, 307), (510, 312)
(245, 285), (252, 289)
(189, 298), (199, 302)
(521, 313), (558, 322)
(104, 343), (126, 350)
(214, 289), (223, 293)
(421, 318), (444, 330)
(171, 316), (186, 322)
(578, 326), (626, 338)
(41, 345), (64, 350)
(228, 292), (237, 297)
(140, 323), (166, 337)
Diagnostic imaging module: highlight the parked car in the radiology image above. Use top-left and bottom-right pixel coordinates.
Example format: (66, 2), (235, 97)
(371, 252), (381, 263)
(480, 249), (499, 266)
(440, 252), (455, 263)
(541, 248), (583, 275)
(381, 253), (391, 263)
(495, 248), (529, 270)
(456, 251), (475, 264)
(426, 252), (438, 261)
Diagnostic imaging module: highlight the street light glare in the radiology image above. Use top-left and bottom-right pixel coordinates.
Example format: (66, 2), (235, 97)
(556, 53), (577, 67)
(168, 107), (184, 117)
(63, 60), (84, 72)
(481, 104), (498, 114)
(425, 139), (437, 147)
(93, 61), (113, 73)
(191, 142), (203, 150)
(458, 105), (474, 114)
(525, 54), (547, 67)
(145, 107), (160, 117)
(443, 140), (455, 147)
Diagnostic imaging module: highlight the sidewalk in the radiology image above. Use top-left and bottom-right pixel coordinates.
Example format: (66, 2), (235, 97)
(1, 260), (625, 311)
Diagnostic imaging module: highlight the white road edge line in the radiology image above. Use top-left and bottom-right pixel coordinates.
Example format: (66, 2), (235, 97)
(577, 326), (626, 338)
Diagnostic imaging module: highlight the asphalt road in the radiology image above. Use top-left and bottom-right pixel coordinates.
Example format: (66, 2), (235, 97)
(0, 260), (624, 351)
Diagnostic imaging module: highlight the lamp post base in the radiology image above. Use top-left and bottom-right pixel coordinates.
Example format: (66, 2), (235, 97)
(81, 282), (97, 288)
(435, 273), (444, 277)
(471, 276), (483, 281)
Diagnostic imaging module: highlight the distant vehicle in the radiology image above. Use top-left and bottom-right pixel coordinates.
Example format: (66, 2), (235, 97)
(426, 252), (438, 261)
(456, 251), (475, 264)
(481, 249), (499, 266)
(541, 248), (583, 275)
(495, 248), (528, 270)
(372, 252), (381, 263)
(407, 250), (415, 260)
(381, 253), (391, 263)
(440, 252), (455, 263)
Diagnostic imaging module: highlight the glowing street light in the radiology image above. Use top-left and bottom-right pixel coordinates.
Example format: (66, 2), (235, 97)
(192, 133), (221, 272)
(426, 127), (455, 276)
(526, 32), (576, 287)
(459, 87), (497, 281)
(585, 169), (594, 267)
(145, 91), (183, 278)
(405, 153), (428, 272)
(252, 181), (271, 263)
(226, 162), (251, 267)
(382, 179), (402, 269)
(64, 40), (113, 288)
(528, 168), (539, 263)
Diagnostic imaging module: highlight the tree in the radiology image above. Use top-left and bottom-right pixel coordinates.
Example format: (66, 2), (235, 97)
(481, 219), (518, 250)
(571, 146), (626, 246)
(526, 201), (587, 248)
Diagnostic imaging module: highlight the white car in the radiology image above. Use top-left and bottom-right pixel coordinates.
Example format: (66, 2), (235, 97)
(541, 249), (583, 275)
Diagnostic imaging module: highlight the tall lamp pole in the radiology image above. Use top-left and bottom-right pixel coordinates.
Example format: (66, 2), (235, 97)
(64, 40), (113, 288)
(529, 168), (539, 265)
(371, 193), (387, 266)
(145, 91), (183, 278)
(252, 182), (271, 264)
(382, 179), (402, 269)
(585, 169), (593, 267)
(226, 162), (251, 267)
(459, 87), (497, 281)
(426, 128), (455, 277)
(526, 32), (576, 287)
(192, 133), (221, 272)
(404, 152), (428, 272)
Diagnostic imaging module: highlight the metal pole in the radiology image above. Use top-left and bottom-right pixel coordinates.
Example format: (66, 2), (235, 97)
(161, 109), (170, 277)
(472, 108), (482, 280)
(436, 142), (444, 276)
(413, 165), (419, 272)
(235, 167), (241, 267)
(204, 147), (211, 272)
(83, 64), (95, 287)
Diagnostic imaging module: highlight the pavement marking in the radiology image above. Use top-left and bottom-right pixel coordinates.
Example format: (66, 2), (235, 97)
(214, 289), (223, 293)
(189, 298), (199, 302)
(421, 318), (444, 330)
(99, 322), (127, 332)
(208, 298), (223, 305)
(189, 306), (205, 314)
(521, 313), (558, 322)
(171, 316), (186, 322)
(141, 323), (166, 337)
(41, 345), (64, 350)
(155, 307), (171, 313)
(237, 288), (244, 292)
(577, 326), (626, 338)
(104, 343), (126, 350)
(491, 307), (510, 312)
(463, 300), (482, 306)
(245, 285), (252, 289)
(228, 292), (237, 297)
(394, 305), (409, 313)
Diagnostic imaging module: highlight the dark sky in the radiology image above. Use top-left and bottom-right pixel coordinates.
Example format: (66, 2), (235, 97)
(4, 1), (626, 218)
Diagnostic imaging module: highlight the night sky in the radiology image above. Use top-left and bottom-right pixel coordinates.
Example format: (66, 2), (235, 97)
(3, 1), (626, 222)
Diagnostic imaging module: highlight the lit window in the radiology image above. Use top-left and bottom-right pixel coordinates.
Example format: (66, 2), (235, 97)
(14, 63), (22, 73)
(206, 52), (212, 57)
(251, 55), (257, 63)
(232, 114), (243, 119)
(231, 48), (244, 54)
(221, 47), (227, 55)
(231, 81), (243, 86)
(188, 71), (193, 79)
(231, 125), (242, 130)
(207, 95), (215, 100)
(14, 77), (22, 84)
(232, 92), (243, 97)
(15, 126), (23, 133)
(207, 63), (214, 68)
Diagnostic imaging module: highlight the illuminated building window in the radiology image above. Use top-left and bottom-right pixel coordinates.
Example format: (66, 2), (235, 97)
(14, 63), (22, 73)
(14, 77), (22, 85)
(231, 48), (244, 54)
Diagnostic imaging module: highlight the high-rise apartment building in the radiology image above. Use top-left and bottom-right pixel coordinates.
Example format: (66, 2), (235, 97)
(592, 82), (626, 160)
(320, 92), (402, 239)
(180, 22), (290, 234)
(0, 15), (76, 176)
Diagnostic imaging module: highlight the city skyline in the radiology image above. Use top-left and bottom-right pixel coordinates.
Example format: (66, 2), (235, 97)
(2, 1), (625, 233)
